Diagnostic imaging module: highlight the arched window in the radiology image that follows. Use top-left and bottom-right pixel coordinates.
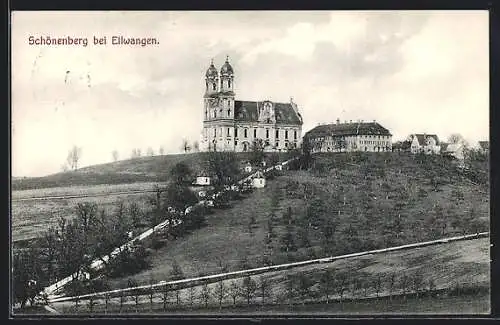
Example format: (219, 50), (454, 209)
(212, 83), (216, 91)
(244, 129), (248, 138)
(228, 79), (231, 88)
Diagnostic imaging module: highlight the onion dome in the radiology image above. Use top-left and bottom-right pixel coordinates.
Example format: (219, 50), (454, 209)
(220, 56), (234, 75)
(205, 59), (218, 78)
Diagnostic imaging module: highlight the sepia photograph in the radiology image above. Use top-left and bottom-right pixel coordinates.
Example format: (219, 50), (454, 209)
(10, 10), (490, 316)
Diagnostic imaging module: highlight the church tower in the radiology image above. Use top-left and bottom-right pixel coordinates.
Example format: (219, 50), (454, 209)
(219, 56), (235, 120)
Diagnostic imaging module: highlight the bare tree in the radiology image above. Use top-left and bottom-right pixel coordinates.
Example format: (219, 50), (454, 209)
(66, 145), (82, 170)
(258, 276), (272, 305)
(193, 141), (200, 152)
(147, 147), (155, 156)
(200, 283), (212, 308)
(213, 280), (227, 310)
(241, 276), (257, 305)
(181, 139), (191, 153)
(112, 150), (119, 162)
(131, 148), (142, 158)
(448, 133), (465, 144)
(61, 163), (69, 172)
(159, 146), (165, 156)
(188, 286), (197, 308)
(228, 280), (240, 305)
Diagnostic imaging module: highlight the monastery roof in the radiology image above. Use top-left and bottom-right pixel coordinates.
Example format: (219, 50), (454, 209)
(306, 122), (392, 138)
(234, 100), (303, 125)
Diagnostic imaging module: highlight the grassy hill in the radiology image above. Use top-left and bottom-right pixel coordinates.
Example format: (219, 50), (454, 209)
(12, 152), (293, 191)
(106, 152), (489, 290)
(11, 153), (206, 191)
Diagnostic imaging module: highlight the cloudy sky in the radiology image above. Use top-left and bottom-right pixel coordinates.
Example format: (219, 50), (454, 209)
(12, 11), (488, 177)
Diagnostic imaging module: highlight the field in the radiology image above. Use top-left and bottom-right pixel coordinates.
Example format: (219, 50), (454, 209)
(11, 182), (162, 243)
(48, 237), (490, 315)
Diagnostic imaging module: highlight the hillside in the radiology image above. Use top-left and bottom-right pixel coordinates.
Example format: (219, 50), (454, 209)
(106, 152), (489, 289)
(53, 236), (490, 315)
(11, 153), (205, 191)
(12, 152), (292, 191)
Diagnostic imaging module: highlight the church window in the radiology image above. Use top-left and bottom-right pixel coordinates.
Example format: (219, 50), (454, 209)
(266, 129), (269, 138)
(285, 130), (288, 139)
(276, 129), (279, 138)
(235, 128), (238, 137)
(275, 141), (279, 148)
(228, 79), (231, 88)
(235, 140), (238, 146)
(212, 83), (216, 91)
(294, 130), (297, 140)
(219, 128), (222, 137)
(244, 129), (248, 138)
(254, 129), (257, 138)
(227, 128), (230, 136)
(214, 110), (217, 118)
(213, 128), (216, 137)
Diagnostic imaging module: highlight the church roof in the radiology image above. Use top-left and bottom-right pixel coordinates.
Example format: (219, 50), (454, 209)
(206, 61), (218, 78)
(306, 122), (391, 138)
(234, 100), (303, 125)
(220, 58), (234, 75)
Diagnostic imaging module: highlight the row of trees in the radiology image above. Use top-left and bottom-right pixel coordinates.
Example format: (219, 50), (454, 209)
(66, 266), (485, 313)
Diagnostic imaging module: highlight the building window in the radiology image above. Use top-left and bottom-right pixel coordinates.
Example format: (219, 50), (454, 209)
(254, 129), (257, 138)
(227, 128), (230, 136)
(235, 140), (238, 146)
(276, 129), (279, 138)
(212, 83), (216, 91)
(266, 129), (269, 138)
(228, 79), (231, 88)
(235, 128), (238, 137)
(244, 129), (248, 138)
(285, 143), (289, 148)
(213, 128), (216, 137)
(275, 142), (279, 148)
(285, 130), (288, 139)
(294, 130), (297, 140)
(219, 128), (222, 137)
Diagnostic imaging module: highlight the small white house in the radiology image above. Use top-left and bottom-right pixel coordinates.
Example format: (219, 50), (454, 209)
(244, 162), (253, 173)
(275, 164), (283, 171)
(194, 170), (211, 186)
(409, 134), (440, 155)
(443, 143), (466, 160)
(252, 171), (266, 188)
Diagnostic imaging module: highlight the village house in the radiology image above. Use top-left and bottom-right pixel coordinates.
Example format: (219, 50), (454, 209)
(478, 141), (489, 154)
(408, 134), (440, 155)
(244, 162), (252, 173)
(193, 169), (211, 186)
(305, 119), (392, 153)
(200, 57), (304, 152)
(441, 142), (466, 160)
(252, 171), (266, 188)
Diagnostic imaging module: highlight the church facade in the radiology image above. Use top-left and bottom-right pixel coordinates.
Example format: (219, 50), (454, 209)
(200, 57), (304, 152)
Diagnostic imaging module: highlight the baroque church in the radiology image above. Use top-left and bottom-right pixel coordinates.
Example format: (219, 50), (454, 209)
(199, 57), (304, 152)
